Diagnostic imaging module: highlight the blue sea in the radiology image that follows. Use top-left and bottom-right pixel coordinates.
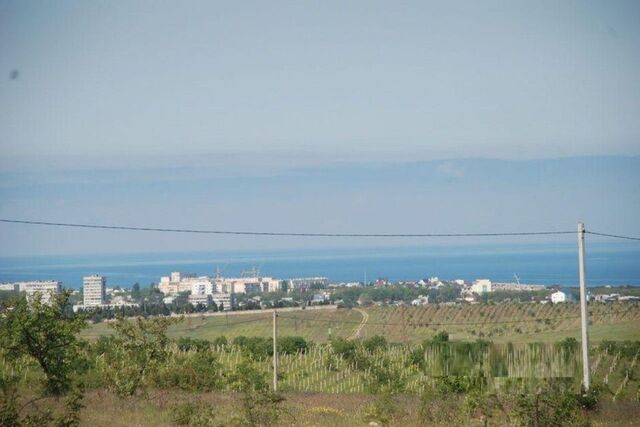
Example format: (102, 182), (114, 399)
(0, 242), (638, 289)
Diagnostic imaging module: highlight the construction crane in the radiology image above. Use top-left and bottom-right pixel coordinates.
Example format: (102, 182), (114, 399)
(241, 266), (260, 278)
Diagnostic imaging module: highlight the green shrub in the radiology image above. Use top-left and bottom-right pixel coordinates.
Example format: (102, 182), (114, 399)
(227, 361), (287, 426)
(406, 347), (425, 369)
(171, 402), (217, 426)
(330, 338), (357, 359)
(0, 291), (87, 395)
(212, 336), (228, 347)
(100, 316), (178, 397)
(366, 361), (406, 394)
(363, 335), (387, 353)
(512, 381), (595, 427)
(176, 337), (211, 352)
(233, 336), (272, 360)
(277, 336), (308, 355)
(154, 351), (224, 392)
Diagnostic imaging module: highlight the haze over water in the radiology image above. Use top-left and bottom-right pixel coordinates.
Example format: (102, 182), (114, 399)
(2, 2), (639, 273)
(1, 242), (637, 289)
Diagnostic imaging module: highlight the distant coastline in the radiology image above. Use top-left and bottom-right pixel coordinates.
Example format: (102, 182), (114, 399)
(1, 242), (638, 289)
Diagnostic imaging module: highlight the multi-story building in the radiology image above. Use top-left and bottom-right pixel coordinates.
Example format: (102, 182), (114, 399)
(287, 277), (329, 291)
(210, 293), (233, 311)
(157, 270), (277, 311)
(191, 278), (215, 296)
(471, 279), (492, 294)
(83, 275), (106, 306)
(214, 276), (281, 294)
(188, 293), (211, 306)
(18, 280), (62, 304)
(158, 272), (197, 294)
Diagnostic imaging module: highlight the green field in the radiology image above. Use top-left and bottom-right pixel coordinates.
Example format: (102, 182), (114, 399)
(10, 302), (640, 426)
(82, 308), (364, 342)
(82, 302), (640, 344)
(359, 302), (640, 343)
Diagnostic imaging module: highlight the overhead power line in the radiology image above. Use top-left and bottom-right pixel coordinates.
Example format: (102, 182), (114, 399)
(0, 218), (576, 238)
(2, 218), (638, 240)
(586, 231), (640, 242)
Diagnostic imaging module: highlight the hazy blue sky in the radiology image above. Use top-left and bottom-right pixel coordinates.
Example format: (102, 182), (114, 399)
(1, 1), (639, 255)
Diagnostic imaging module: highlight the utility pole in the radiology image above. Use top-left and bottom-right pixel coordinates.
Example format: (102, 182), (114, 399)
(272, 309), (278, 392)
(578, 222), (590, 391)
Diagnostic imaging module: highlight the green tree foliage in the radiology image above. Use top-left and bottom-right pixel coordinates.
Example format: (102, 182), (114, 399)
(233, 336), (273, 359)
(513, 380), (598, 427)
(100, 316), (178, 397)
(0, 291), (86, 395)
(430, 331), (450, 343)
(0, 291), (87, 426)
(176, 337), (211, 352)
(363, 335), (388, 353)
(367, 361), (406, 395)
(484, 290), (548, 303)
(0, 289), (19, 303)
(277, 336), (308, 355)
(171, 402), (218, 426)
(231, 336), (308, 358)
(154, 351), (224, 392)
(212, 336), (228, 347)
(330, 338), (357, 360)
(138, 285), (165, 305)
(130, 283), (141, 301)
(331, 284), (465, 306)
(598, 340), (640, 358)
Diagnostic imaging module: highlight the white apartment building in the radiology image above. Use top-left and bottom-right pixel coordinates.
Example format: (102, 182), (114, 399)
(214, 276), (281, 294)
(158, 272), (197, 294)
(471, 279), (493, 294)
(186, 292), (233, 310)
(191, 278), (215, 296)
(83, 275), (106, 306)
(18, 280), (62, 304)
(287, 277), (329, 291)
(551, 290), (574, 304)
(188, 293), (211, 306)
(211, 293), (233, 311)
(157, 270), (279, 312)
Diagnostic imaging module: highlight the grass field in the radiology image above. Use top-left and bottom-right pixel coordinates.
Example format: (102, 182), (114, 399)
(12, 302), (640, 426)
(31, 389), (640, 427)
(81, 308), (363, 342)
(82, 302), (640, 344)
(358, 302), (640, 343)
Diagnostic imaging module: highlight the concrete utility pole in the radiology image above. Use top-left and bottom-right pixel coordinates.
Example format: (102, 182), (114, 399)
(272, 309), (278, 392)
(578, 222), (591, 391)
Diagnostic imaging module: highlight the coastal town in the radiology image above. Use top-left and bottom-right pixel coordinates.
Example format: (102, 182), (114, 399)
(1, 269), (638, 321)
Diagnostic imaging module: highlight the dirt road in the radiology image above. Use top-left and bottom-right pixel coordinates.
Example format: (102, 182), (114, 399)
(347, 308), (369, 340)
